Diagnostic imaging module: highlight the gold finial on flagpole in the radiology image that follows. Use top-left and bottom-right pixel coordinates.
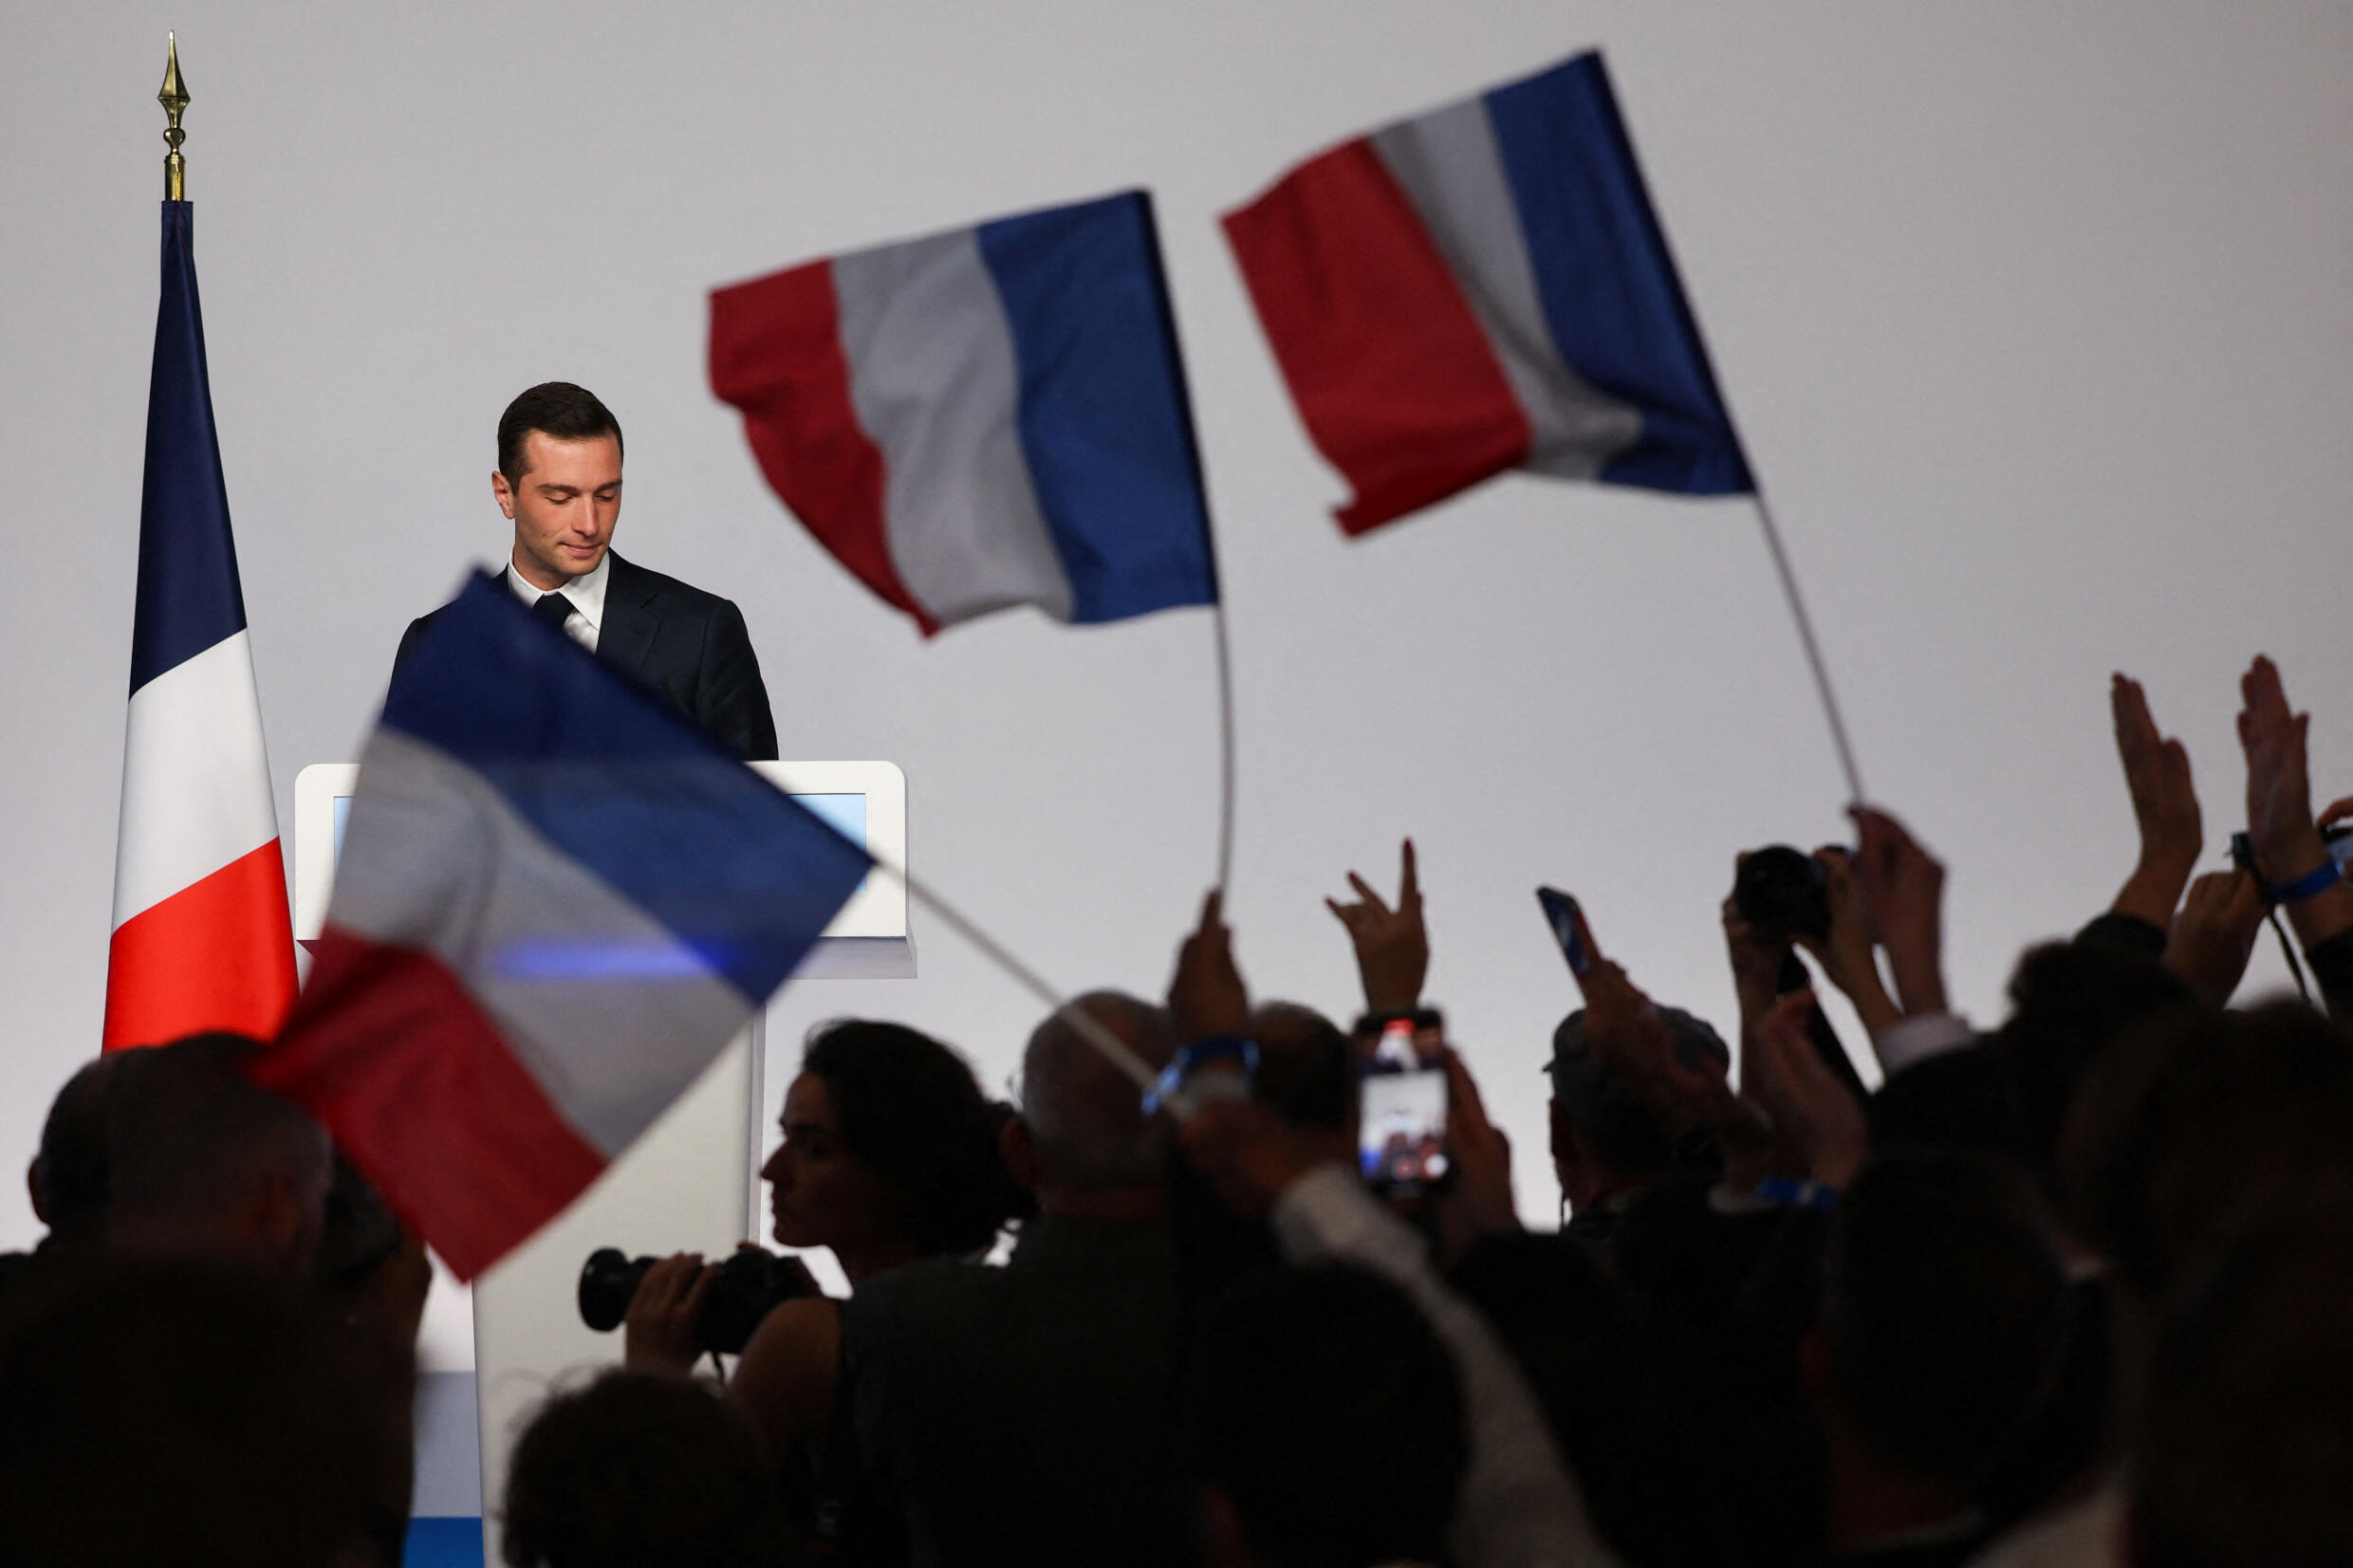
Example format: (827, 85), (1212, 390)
(158, 32), (189, 200)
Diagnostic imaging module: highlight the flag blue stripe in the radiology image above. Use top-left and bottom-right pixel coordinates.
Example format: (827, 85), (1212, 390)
(131, 202), (250, 694)
(401, 1518), (484, 1568)
(974, 191), (1219, 622)
(381, 575), (872, 1004)
(1483, 54), (1753, 495)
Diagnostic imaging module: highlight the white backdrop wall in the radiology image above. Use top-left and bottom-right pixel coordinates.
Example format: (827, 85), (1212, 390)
(6, 2), (2351, 1255)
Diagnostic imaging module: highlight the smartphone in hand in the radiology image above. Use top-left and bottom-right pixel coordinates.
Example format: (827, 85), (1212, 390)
(1536, 887), (1598, 987)
(1359, 1013), (1452, 1198)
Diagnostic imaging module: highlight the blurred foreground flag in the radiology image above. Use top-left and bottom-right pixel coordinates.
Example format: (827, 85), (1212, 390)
(709, 189), (1216, 636)
(105, 200), (297, 1049)
(249, 575), (871, 1279)
(1223, 51), (1752, 535)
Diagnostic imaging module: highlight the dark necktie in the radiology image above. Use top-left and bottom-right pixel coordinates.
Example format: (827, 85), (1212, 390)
(531, 592), (576, 635)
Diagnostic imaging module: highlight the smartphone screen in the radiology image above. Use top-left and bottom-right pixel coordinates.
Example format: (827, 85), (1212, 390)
(1536, 886), (1597, 984)
(1361, 1019), (1451, 1196)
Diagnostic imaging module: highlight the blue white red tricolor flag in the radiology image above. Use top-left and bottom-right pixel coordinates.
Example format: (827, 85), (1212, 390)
(708, 189), (1217, 636)
(104, 201), (297, 1051)
(1223, 51), (1752, 535)
(249, 576), (871, 1278)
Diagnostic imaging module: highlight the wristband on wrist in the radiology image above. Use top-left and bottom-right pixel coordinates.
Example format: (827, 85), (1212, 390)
(1142, 1034), (1257, 1116)
(1752, 1177), (1840, 1211)
(2268, 858), (2344, 905)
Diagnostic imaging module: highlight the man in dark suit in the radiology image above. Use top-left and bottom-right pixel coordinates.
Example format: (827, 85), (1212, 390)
(393, 381), (778, 761)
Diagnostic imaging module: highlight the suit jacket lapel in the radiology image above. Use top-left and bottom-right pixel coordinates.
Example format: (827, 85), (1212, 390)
(596, 552), (662, 683)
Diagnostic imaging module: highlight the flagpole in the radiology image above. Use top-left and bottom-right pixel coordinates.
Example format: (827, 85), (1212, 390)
(876, 860), (1176, 1108)
(1750, 484), (1866, 806)
(158, 32), (188, 199)
(1211, 601), (1238, 892)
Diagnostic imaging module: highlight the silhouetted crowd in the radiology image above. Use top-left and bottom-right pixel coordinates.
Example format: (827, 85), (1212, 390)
(7, 655), (2353, 1568)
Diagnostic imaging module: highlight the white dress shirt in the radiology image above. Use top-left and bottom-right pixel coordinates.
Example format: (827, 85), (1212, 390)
(504, 552), (610, 654)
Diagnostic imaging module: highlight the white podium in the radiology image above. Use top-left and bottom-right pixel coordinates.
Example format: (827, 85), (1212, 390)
(290, 759), (911, 1559)
(293, 760), (912, 980)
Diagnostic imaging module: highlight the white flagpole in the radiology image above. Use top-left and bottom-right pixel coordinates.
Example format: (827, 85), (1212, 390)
(871, 859), (1171, 1106)
(1750, 485), (1866, 806)
(1211, 600), (1238, 892)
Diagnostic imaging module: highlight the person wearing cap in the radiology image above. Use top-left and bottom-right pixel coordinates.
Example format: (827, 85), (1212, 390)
(1547, 1003), (1730, 1249)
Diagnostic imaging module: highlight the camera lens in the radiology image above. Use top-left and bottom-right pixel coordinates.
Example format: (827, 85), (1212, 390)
(577, 1247), (652, 1334)
(1732, 845), (1833, 944)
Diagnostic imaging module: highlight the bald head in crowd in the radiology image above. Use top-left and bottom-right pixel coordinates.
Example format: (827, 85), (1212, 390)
(102, 1033), (333, 1272)
(1019, 991), (1176, 1200)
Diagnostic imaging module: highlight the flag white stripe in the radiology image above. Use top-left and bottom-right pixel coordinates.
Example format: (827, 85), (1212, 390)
(111, 629), (283, 929)
(329, 727), (752, 1157)
(1371, 101), (1643, 478)
(832, 230), (1076, 627)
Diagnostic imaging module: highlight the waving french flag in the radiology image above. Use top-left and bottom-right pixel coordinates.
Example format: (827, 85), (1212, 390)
(1224, 51), (1752, 536)
(104, 201), (297, 1051)
(250, 576), (870, 1278)
(709, 189), (1217, 636)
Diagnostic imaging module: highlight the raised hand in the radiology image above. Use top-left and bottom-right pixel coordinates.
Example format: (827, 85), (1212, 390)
(1745, 990), (1868, 1190)
(1849, 805), (1949, 1018)
(1721, 881), (1788, 1038)
(2236, 656), (2353, 950)
(2110, 673), (2203, 929)
(2162, 869), (2266, 1008)
(1169, 890), (1251, 1044)
(1794, 847), (1900, 1036)
(1434, 1048), (1521, 1260)
(1325, 839), (1429, 1013)
(2239, 656), (2321, 877)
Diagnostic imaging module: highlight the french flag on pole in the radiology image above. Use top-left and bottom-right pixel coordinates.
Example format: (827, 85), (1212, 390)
(104, 201), (297, 1051)
(1223, 50), (1753, 535)
(248, 576), (870, 1279)
(708, 189), (1217, 636)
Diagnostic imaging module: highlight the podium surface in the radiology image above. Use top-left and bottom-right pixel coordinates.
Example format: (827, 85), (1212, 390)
(294, 759), (911, 977)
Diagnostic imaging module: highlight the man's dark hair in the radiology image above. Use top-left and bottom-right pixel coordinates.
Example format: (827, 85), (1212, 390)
(1993, 937), (2199, 1175)
(497, 381), (623, 483)
(1819, 1148), (2069, 1486)
(2132, 1199), (2353, 1568)
(28, 1054), (126, 1249)
(1250, 1001), (1356, 1133)
(0, 1259), (410, 1568)
(801, 1019), (1035, 1256)
(502, 1369), (785, 1568)
(1186, 1263), (1466, 1568)
(2061, 1002), (2353, 1301)
(103, 1032), (328, 1244)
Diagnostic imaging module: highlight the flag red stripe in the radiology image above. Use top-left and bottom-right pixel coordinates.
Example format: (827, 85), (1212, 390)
(102, 839), (297, 1051)
(709, 261), (939, 635)
(248, 925), (608, 1281)
(1223, 138), (1531, 535)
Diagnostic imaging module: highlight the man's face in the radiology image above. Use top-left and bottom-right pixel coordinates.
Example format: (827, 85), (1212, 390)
(495, 430), (622, 589)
